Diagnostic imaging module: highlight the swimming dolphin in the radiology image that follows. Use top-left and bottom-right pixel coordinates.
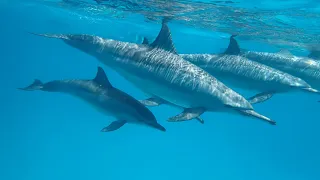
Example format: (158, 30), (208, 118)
(141, 21), (317, 105)
(226, 36), (320, 92)
(29, 27), (276, 125)
(18, 66), (166, 132)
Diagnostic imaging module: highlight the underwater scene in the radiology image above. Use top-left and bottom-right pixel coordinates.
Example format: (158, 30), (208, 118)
(1, 0), (320, 179)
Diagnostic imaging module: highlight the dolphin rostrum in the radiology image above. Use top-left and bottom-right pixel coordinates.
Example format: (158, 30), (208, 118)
(18, 66), (166, 132)
(29, 27), (276, 125)
(142, 21), (316, 105)
(226, 36), (320, 93)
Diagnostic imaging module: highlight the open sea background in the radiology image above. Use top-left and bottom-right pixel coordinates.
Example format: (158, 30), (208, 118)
(1, 0), (319, 180)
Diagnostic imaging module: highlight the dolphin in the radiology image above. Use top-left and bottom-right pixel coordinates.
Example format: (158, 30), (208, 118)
(18, 66), (166, 132)
(141, 21), (317, 105)
(28, 27), (277, 125)
(225, 36), (320, 92)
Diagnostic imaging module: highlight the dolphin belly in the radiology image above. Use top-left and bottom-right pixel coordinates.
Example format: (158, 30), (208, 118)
(72, 92), (134, 122)
(206, 71), (288, 93)
(113, 66), (223, 110)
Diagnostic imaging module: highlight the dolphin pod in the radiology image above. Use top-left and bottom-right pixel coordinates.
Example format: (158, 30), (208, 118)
(141, 20), (320, 104)
(22, 18), (320, 132)
(27, 24), (279, 126)
(19, 66), (166, 132)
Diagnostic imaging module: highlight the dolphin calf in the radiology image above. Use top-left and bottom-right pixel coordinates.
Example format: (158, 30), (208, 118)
(226, 36), (320, 92)
(142, 21), (316, 105)
(29, 27), (276, 125)
(18, 66), (166, 132)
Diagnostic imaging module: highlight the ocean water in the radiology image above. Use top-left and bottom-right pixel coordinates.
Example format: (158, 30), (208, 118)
(1, 0), (320, 180)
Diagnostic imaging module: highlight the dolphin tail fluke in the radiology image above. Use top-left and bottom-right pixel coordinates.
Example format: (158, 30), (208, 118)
(18, 79), (43, 91)
(238, 110), (276, 125)
(167, 107), (206, 124)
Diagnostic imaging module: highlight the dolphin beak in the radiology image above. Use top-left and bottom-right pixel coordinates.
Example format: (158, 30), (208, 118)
(302, 87), (320, 94)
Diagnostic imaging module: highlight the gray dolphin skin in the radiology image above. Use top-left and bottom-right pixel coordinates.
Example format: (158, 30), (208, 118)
(226, 36), (320, 92)
(143, 21), (314, 105)
(29, 26), (276, 125)
(18, 66), (166, 132)
(181, 53), (314, 99)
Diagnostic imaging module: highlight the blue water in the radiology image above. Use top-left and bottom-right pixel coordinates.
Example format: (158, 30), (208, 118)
(1, 1), (320, 180)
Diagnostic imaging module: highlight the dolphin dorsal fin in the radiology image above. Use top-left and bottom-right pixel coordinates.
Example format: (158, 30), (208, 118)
(277, 49), (293, 57)
(150, 19), (177, 54)
(224, 35), (240, 55)
(142, 37), (149, 45)
(308, 50), (320, 60)
(93, 67), (113, 88)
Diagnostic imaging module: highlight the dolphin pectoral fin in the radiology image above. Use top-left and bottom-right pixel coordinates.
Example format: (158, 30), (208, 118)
(167, 107), (206, 123)
(247, 91), (275, 104)
(238, 110), (276, 125)
(139, 98), (161, 106)
(101, 120), (127, 132)
(139, 97), (165, 106)
(196, 117), (205, 124)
